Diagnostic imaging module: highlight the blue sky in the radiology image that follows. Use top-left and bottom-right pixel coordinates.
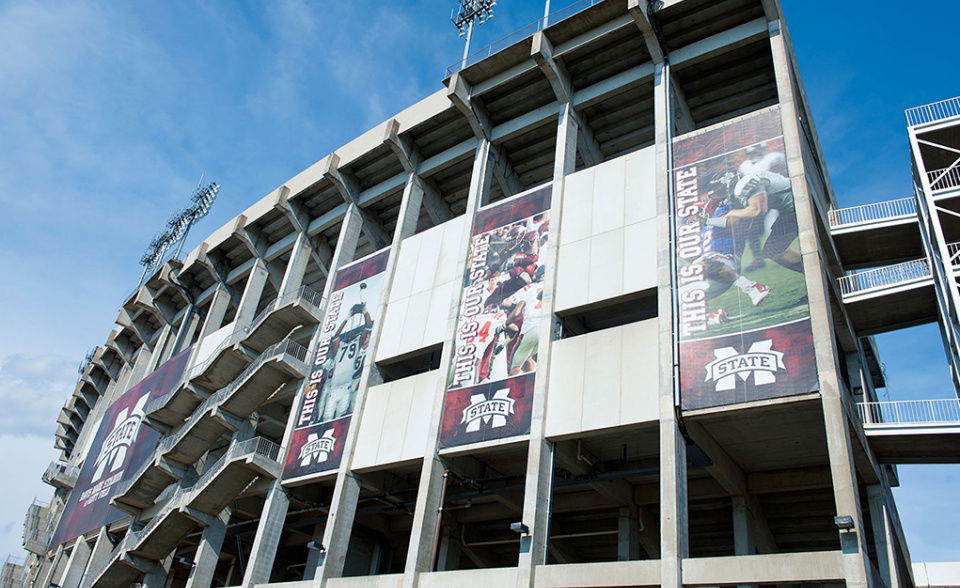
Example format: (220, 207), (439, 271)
(0, 0), (957, 567)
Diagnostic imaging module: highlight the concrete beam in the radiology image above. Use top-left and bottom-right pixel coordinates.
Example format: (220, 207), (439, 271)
(627, 0), (665, 64)
(322, 153), (391, 250)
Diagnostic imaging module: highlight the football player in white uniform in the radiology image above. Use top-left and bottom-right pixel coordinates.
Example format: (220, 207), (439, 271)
(318, 301), (371, 422)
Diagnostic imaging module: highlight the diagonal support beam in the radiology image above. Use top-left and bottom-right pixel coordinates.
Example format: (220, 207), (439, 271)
(322, 154), (391, 249)
(531, 32), (604, 167)
(446, 72), (523, 197)
(628, 0), (666, 64)
(685, 422), (778, 554)
(277, 186), (333, 278)
(235, 219), (284, 290)
(384, 119), (455, 224)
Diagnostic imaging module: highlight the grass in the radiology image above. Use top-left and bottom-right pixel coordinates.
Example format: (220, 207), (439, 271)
(689, 239), (810, 341)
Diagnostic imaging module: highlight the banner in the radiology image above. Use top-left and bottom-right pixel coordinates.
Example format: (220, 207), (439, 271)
(672, 107), (817, 410)
(50, 348), (192, 548)
(440, 186), (551, 448)
(283, 249), (389, 480)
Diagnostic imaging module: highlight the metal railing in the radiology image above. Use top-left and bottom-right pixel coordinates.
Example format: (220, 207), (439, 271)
(445, 0), (605, 77)
(827, 198), (916, 228)
(118, 341), (303, 501)
(42, 461), (80, 484)
(183, 326), (250, 382)
(906, 96), (960, 127)
(837, 258), (931, 297)
(248, 286), (324, 335)
(88, 437), (281, 586)
(927, 166), (960, 192)
(858, 398), (960, 426)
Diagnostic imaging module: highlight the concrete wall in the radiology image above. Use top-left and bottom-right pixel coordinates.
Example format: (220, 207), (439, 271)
(555, 146), (658, 313)
(545, 319), (659, 438)
(376, 217), (465, 363)
(352, 371), (438, 470)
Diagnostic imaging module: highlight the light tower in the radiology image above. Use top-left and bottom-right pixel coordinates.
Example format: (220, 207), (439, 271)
(451, 0), (496, 68)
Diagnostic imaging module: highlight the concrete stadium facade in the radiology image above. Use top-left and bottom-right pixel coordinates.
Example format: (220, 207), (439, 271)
(13, 1), (960, 588)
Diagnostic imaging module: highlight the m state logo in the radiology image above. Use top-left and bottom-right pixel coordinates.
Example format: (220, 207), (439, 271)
(461, 388), (515, 432)
(299, 429), (336, 466)
(92, 395), (149, 483)
(704, 339), (785, 391)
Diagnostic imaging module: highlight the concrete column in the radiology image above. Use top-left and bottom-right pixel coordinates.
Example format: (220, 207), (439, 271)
(732, 497), (755, 556)
(867, 485), (901, 588)
(57, 537), (92, 588)
(39, 544), (65, 588)
(172, 309), (202, 356)
(515, 101), (578, 588)
(198, 285), (232, 340)
(279, 231), (313, 298)
(435, 524), (463, 572)
(316, 204), (364, 306)
(655, 59), (688, 588)
(81, 528), (114, 586)
(617, 507), (641, 562)
(146, 324), (174, 372)
(400, 138), (493, 588)
(242, 480), (289, 587)
(141, 554), (173, 588)
(185, 508), (231, 588)
(234, 258), (271, 327)
(768, 20), (871, 588)
(302, 522), (326, 581)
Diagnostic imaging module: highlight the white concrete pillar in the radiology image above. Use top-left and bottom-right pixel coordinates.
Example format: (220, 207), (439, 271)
(768, 19), (872, 588)
(515, 101), (579, 588)
(302, 522), (326, 581)
(234, 258), (271, 327)
(400, 138), (493, 588)
(732, 496), (755, 556)
(435, 524), (463, 572)
(198, 285), (233, 340)
(655, 59), (688, 588)
(617, 507), (641, 562)
(141, 554), (173, 588)
(146, 324), (174, 373)
(80, 528), (114, 586)
(868, 485), (901, 588)
(241, 480), (289, 587)
(57, 536), (92, 588)
(40, 544), (65, 588)
(279, 231), (313, 299)
(185, 508), (231, 588)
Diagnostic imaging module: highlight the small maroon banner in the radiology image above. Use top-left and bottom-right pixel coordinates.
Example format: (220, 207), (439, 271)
(283, 249), (389, 479)
(50, 348), (192, 548)
(440, 186), (551, 449)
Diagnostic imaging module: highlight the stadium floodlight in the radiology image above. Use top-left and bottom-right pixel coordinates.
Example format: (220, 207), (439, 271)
(451, 0), (497, 68)
(136, 177), (220, 288)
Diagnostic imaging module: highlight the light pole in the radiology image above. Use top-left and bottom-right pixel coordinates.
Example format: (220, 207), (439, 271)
(452, 0), (497, 69)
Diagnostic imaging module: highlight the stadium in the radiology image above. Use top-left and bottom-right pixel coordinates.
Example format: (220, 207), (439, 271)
(7, 1), (960, 587)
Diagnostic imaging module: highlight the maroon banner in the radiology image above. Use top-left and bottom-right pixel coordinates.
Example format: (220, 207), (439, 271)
(50, 348), (192, 548)
(672, 107), (817, 410)
(439, 186), (551, 448)
(283, 250), (389, 479)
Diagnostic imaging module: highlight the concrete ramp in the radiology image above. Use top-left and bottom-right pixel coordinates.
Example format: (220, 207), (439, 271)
(859, 400), (960, 464)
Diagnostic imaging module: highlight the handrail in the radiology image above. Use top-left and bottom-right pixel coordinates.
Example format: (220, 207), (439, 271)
(837, 258), (931, 297)
(42, 461), (80, 483)
(87, 437), (282, 586)
(858, 398), (960, 426)
(117, 340), (304, 501)
(445, 0), (605, 77)
(906, 96), (960, 127)
(827, 198), (916, 228)
(926, 166), (960, 193)
(183, 325), (251, 383)
(248, 285), (324, 335)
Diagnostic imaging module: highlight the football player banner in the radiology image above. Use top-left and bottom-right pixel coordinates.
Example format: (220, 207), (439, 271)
(672, 107), (818, 410)
(283, 249), (389, 480)
(50, 348), (192, 548)
(440, 186), (551, 448)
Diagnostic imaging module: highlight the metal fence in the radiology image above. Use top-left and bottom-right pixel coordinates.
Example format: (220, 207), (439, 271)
(827, 198), (916, 228)
(858, 398), (960, 426)
(445, 0), (605, 77)
(837, 258), (931, 297)
(219, 339), (308, 404)
(249, 286), (324, 334)
(906, 96), (960, 127)
(927, 166), (960, 192)
(42, 461), (80, 484)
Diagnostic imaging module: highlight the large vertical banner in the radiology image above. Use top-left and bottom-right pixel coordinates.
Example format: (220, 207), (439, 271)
(440, 186), (551, 448)
(284, 250), (389, 480)
(672, 107), (817, 410)
(50, 348), (192, 548)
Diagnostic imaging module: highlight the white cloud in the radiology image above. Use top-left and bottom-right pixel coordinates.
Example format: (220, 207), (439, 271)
(0, 354), (78, 438)
(0, 434), (61, 563)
